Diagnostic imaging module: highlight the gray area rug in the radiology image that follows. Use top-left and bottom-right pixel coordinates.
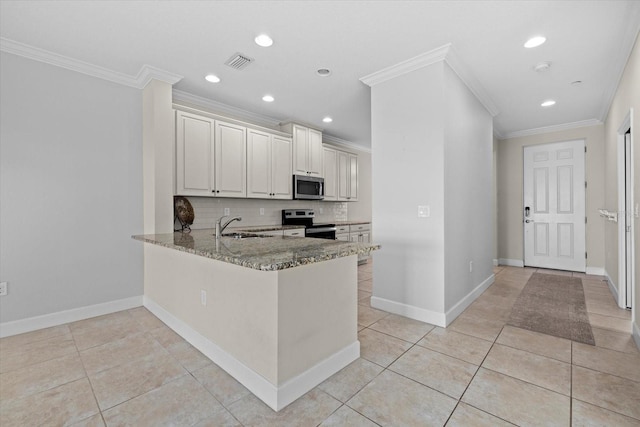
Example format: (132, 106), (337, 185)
(507, 272), (595, 345)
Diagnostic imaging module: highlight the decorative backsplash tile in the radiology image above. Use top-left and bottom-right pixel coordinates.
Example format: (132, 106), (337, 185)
(175, 197), (352, 230)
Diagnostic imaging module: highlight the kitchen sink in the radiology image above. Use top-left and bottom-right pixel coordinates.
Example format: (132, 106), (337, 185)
(222, 232), (271, 239)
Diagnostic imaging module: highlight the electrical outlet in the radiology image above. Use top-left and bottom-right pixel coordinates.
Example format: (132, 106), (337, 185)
(319, 207), (324, 214)
(0, 282), (7, 296)
(469, 261), (473, 273)
(224, 208), (230, 216)
(418, 205), (430, 218)
(260, 208), (265, 216)
(201, 290), (207, 306)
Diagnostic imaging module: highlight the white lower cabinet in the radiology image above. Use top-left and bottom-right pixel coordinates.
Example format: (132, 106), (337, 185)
(283, 228), (305, 237)
(335, 225), (350, 241)
(253, 228), (305, 237)
(350, 223), (371, 262)
(247, 129), (293, 199)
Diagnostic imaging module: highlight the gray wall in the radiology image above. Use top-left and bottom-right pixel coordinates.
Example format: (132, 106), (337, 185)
(0, 53), (143, 322)
(370, 60), (493, 323)
(443, 64), (494, 310)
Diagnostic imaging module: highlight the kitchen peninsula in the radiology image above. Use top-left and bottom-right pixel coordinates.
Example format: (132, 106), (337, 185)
(133, 229), (379, 411)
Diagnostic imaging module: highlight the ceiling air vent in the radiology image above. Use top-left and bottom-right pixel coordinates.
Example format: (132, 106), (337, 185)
(225, 52), (254, 70)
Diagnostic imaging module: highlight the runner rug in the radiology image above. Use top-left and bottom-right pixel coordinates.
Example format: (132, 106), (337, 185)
(507, 272), (595, 345)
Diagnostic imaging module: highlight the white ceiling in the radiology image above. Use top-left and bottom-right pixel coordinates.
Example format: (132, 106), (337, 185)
(2, 1), (639, 148)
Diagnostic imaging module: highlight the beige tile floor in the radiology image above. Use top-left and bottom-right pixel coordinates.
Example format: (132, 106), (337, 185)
(1, 263), (638, 426)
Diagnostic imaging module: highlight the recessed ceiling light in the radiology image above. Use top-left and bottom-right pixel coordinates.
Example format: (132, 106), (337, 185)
(262, 95), (274, 102)
(533, 61), (551, 72)
(255, 34), (273, 47)
(322, 117), (333, 123)
(316, 68), (332, 77)
(205, 74), (220, 83)
(541, 100), (556, 107)
(524, 36), (546, 48)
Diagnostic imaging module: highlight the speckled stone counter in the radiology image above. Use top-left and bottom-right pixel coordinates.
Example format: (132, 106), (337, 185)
(132, 229), (379, 271)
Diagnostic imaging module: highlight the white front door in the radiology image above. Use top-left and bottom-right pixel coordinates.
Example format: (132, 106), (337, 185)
(523, 140), (586, 272)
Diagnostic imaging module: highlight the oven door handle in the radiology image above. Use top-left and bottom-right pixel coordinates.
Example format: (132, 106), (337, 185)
(306, 226), (337, 234)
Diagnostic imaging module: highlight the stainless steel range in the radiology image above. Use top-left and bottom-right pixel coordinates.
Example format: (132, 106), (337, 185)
(281, 209), (337, 239)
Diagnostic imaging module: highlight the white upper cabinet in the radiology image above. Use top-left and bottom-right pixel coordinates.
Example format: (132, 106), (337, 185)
(308, 128), (323, 177)
(214, 121), (246, 198)
(176, 111), (215, 196)
(337, 151), (358, 201)
(247, 130), (292, 199)
(323, 147), (338, 201)
(271, 135), (293, 198)
(175, 110), (247, 198)
(286, 123), (323, 177)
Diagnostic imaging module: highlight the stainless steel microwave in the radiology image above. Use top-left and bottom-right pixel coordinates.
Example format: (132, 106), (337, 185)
(293, 175), (324, 200)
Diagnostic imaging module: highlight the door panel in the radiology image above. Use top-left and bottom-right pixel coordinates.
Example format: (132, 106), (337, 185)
(524, 140), (585, 271)
(215, 121), (246, 197)
(175, 112), (214, 196)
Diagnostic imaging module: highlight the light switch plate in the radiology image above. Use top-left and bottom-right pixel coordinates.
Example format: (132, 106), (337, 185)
(418, 205), (430, 218)
(224, 208), (230, 216)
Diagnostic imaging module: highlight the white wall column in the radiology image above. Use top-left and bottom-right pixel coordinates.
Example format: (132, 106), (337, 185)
(143, 79), (175, 234)
(362, 45), (495, 326)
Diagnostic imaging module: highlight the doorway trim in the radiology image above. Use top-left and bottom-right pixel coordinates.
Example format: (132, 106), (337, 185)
(617, 108), (635, 310)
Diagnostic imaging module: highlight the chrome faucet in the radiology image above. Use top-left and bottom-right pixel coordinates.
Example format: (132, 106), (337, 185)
(215, 215), (242, 239)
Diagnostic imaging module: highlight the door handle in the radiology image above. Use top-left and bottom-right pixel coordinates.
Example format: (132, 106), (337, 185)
(525, 219), (535, 223)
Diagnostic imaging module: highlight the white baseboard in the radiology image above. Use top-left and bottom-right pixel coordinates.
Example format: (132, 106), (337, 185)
(144, 296), (358, 411)
(445, 274), (495, 325)
(633, 322), (640, 350)
(371, 297), (446, 327)
(0, 296), (143, 338)
(585, 267), (606, 276)
(493, 259), (499, 266)
(498, 258), (524, 267)
(604, 270), (620, 305)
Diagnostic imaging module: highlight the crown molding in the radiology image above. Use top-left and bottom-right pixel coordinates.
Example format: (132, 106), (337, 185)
(444, 46), (499, 117)
(136, 65), (183, 87)
(359, 43), (499, 117)
(0, 37), (182, 89)
(172, 90), (282, 129)
(360, 44), (451, 87)
(597, 7), (640, 122)
(322, 134), (371, 154)
(500, 119), (603, 140)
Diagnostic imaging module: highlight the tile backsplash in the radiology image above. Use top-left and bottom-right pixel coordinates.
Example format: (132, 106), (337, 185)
(175, 197), (350, 230)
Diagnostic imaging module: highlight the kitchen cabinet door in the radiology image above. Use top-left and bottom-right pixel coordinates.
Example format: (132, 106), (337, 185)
(337, 150), (358, 201)
(271, 135), (293, 199)
(247, 130), (271, 198)
(175, 111), (215, 196)
(348, 153), (358, 201)
(323, 147), (338, 201)
(288, 123), (324, 177)
(292, 124), (309, 176)
(283, 228), (305, 237)
(308, 129), (324, 177)
(215, 121), (246, 198)
(247, 131), (292, 199)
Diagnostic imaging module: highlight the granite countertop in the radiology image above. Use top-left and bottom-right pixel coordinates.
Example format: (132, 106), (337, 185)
(332, 220), (371, 226)
(132, 229), (380, 271)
